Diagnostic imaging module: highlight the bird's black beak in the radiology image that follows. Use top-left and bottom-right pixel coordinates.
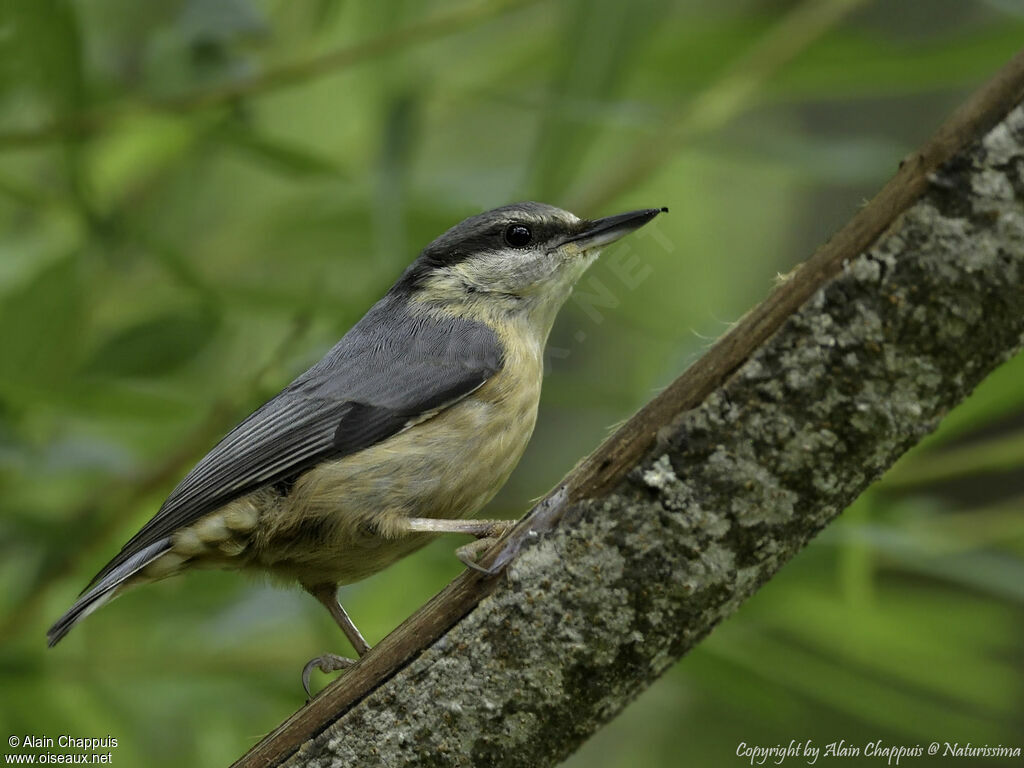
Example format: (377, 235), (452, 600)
(565, 207), (667, 251)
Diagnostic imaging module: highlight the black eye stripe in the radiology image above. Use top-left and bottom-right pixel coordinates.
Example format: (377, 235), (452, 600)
(504, 223), (532, 248)
(407, 217), (553, 288)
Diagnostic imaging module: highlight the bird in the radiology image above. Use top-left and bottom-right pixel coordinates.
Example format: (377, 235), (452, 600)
(47, 201), (666, 691)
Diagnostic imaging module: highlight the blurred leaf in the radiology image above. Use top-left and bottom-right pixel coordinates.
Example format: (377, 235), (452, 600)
(310, 0), (346, 33)
(916, 497), (1024, 549)
(771, 23), (1024, 99)
(216, 124), (346, 178)
(373, 89), (420, 268)
(748, 586), (1018, 712)
(885, 427), (1024, 489)
(0, 257), (83, 397)
(710, 129), (908, 185)
(897, 550), (1024, 604)
(0, 207), (84, 293)
(175, 0), (269, 90)
(85, 308), (221, 378)
(178, 0), (268, 46)
(980, 0), (1024, 17)
(4, 377), (198, 423)
(530, 0), (672, 199)
(0, 0), (85, 119)
(87, 115), (199, 213)
(856, 522), (1024, 603)
(707, 618), (1012, 743)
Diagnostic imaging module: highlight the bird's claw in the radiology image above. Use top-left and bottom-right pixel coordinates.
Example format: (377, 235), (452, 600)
(302, 653), (357, 699)
(456, 537), (501, 575)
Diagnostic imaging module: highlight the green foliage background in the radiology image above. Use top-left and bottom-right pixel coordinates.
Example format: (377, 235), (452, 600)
(1, 0), (1023, 765)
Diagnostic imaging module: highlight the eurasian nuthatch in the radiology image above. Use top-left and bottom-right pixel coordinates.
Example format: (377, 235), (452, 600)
(48, 202), (665, 691)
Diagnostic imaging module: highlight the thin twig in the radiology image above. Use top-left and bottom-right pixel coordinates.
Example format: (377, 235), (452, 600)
(0, 0), (541, 149)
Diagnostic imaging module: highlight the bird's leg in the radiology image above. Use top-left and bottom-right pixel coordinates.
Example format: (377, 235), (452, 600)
(308, 583), (371, 655)
(401, 517), (515, 538)
(397, 517), (517, 573)
(301, 583), (371, 698)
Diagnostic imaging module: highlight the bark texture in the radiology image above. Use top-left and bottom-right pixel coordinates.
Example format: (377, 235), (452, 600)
(274, 104), (1024, 767)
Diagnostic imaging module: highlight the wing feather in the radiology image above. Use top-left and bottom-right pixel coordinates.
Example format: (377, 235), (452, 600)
(86, 296), (502, 588)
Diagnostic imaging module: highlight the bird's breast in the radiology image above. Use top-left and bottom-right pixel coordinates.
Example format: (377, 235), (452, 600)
(296, 334), (542, 520)
(238, 328), (545, 584)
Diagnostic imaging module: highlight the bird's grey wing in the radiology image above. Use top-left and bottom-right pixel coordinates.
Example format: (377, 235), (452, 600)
(86, 304), (502, 588)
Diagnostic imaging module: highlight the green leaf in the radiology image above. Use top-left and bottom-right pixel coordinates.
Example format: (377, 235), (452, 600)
(217, 125), (346, 178)
(885, 428), (1024, 489)
(0, 0), (85, 119)
(85, 308), (220, 378)
(770, 23), (1024, 100)
(748, 586), (1019, 712)
(528, 0), (673, 199)
(178, 0), (268, 45)
(87, 115), (199, 213)
(0, 257), (83, 397)
(706, 612), (1013, 742)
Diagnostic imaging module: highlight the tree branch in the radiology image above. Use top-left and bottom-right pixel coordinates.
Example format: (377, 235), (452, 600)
(232, 50), (1024, 767)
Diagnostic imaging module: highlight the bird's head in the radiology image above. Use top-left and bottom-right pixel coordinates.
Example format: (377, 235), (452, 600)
(398, 201), (665, 328)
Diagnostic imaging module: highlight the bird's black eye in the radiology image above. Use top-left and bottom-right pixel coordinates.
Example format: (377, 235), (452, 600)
(504, 223), (532, 248)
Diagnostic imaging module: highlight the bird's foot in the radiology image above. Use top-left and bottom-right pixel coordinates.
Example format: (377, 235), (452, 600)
(456, 537), (500, 574)
(302, 653), (357, 699)
(456, 520), (516, 574)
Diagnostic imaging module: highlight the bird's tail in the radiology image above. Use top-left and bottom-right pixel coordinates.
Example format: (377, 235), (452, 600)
(46, 539), (171, 647)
